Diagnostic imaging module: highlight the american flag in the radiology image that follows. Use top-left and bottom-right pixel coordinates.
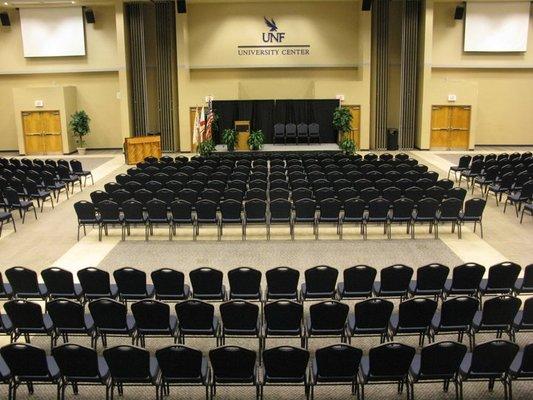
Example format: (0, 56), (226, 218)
(205, 109), (215, 141)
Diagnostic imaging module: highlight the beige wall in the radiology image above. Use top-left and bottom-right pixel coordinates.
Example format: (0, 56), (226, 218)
(0, 5), (123, 151)
(417, 1), (533, 148)
(177, 1), (372, 151)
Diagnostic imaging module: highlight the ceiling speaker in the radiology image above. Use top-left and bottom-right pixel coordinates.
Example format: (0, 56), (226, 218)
(177, 0), (187, 14)
(0, 12), (10, 27)
(454, 4), (465, 20)
(84, 8), (95, 24)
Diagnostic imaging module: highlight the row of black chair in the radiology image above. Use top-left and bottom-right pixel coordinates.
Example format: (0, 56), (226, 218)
(1, 263), (531, 306)
(75, 196), (484, 241)
(273, 122), (320, 145)
(449, 152), (532, 183)
(2, 340), (530, 400)
(1, 294), (531, 352)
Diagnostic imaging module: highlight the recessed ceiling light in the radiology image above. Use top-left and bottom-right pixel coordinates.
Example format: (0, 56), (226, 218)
(3, 2), (8, 5)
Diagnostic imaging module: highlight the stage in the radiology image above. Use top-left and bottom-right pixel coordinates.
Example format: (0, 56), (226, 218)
(214, 143), (340, 153)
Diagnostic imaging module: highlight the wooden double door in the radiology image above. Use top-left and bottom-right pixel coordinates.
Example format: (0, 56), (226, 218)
(22, 111), (63, 155)
(430, 105), (471, 150)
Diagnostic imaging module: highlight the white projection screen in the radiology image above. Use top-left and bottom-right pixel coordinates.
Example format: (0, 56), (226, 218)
(464, 2), (531, 52)
(20, 7), (86, 57)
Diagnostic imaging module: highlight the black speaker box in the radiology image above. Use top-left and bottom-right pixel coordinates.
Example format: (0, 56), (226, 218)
(0, 12), (10, 27)
(362, 0), (372, 12)
(386, 128), (399, 151)
(84, 8), (95, 24)
(177, 0), (187, 14)
(454, 5), (465, 20)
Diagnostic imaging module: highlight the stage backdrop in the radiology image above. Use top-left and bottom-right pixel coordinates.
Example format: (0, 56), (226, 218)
(212, 99), (339, 144)
(187, 1), (359, 69)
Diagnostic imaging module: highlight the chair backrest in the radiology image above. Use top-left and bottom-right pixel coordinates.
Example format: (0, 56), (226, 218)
(440, 296), (479, 327)
(264, 300), (303, 331)
(470, 340), (519, 374)
(0, 343), (50, 377)
(113, 267), (147, 296)
(151, 268), (186, 297)
(415, 263), (449, 291)
(463, 198), (486, 218)
(419, 341), (467, 377)
(318, 198), (341, 219)
(5, 266), (40, 295)
(122, 199), (144, 220)
(41, 267), (75, 296)
(77, 267), (112, 297)
(309, 123), (319, 135)
(439, 198), (462, 218)
(146, 198), (168, 219)
(353, 298), (394, 329)
(98, 200), (120, 220)
(486, 262), (521, 290)
(266, 267), (299, 297)
(518, 343), (533, 374)
(285, 123), (296, 134)
(209, 346), (256, 380)
(156, 345), (203, 379)
(52, 344), (100, 379)
(450, 263), (485, 290)
(457, 155), (472, 168)
(244, 199), (267, 219)
(397, 298), (437, 328)
(88, 299), (127, 329)
(47, 299), (85, 329)
(315, 344), (362, 380)
(4, 299), (44, 328)
(304, 265), (338, 295)
(263, 346), (309, 380)
(416, 198), (439, 218)
(480, 295), (521, 325)
(103, 345), (151, 379)
(343, 265), (377, 293)
(220, 300), (259, 330)
(309, 301), (349, 330)
(379, 264), (413, 292)
(228, 267), (261, 297)
(189, 267), (223, 296)
(368, 343), (415, 378)
(274, 123), (285, 135)
(524, 264), (533, 289)
(175, 300), (214, 329)
(131, 299), (170, 329)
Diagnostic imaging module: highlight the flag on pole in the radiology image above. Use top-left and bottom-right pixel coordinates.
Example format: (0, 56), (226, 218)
(199, 107), (206, 142)
(205, 109), (214, 141)
(192, 107), (200, 146)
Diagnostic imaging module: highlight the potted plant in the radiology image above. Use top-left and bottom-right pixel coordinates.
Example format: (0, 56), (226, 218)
(197, 139), (216, 157)
(222, 128), (238, 151)
(333, 106), (356, 155)
(248, 129), (265, 151)
(69, 110), (91, 155)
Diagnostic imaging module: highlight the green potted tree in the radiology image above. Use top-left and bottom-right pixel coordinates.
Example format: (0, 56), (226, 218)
(333, 107), (356, 155)
(69, 110), (91, 155)
(248, 129), (265, 151)
(197, 139), (216, 156)
(222, 128), (238, 152)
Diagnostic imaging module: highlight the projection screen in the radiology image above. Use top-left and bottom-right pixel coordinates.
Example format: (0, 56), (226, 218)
(20, 7), (86, 57)
(464, 2), (531, 52)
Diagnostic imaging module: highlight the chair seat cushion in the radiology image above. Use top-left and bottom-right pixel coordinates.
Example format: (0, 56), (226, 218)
(337, 282), (372, 298)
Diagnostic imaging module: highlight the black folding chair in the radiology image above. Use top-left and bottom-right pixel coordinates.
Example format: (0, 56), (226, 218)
(430, 296), (479, 343)
(347, 298), (394, 344)
(151, 268), (190, 301)
(301, 265), (338, 300)
(175, 300), (220, 345)
(388, 298), (437, 346)
(131, 300), (177, 347)
(189, 267), (226, 301)
(77, 267), (118, 301)
(88, 298), (137, 348)
(113, 267), (154, 304)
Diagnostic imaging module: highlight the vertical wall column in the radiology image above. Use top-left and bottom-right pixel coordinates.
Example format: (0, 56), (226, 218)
(115, 1), (133, 141)
(372, 0), (389, 149)
(399, 0), (420, 149)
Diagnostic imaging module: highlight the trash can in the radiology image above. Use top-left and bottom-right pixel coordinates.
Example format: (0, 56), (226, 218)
(386, 128), (399, 150)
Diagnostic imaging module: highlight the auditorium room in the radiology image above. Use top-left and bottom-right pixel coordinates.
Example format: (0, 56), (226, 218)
(0, 0), (532, 399)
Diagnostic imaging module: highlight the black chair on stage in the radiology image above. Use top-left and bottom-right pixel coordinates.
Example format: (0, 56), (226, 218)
(430, 296), (479, 344)
(52, 343), (111, 400)
(263, 300), (305, 349)
(310, 344), (362, 400)
(458, 340), (518, 400)
(408, 263), (449, 299)
(347, 298), (394, 344)
(155, 345), (209, 400)
(297, 123), (308, 145)
(261, 346), (310, 400)
(0, 343), (61, 400)
(228, 267), (262, 301)
(301, 265), (338, 301)
(373, 264), (413, 300)
(77, 267), (118, 301)
(174, 300), (220, 345)
(265, 267), (300, 301)
(113, 267), (154, 304)
(359, 343), (416, 400)
(308, 123), (320, 144)
(189, 267), (226, 301)
(285, 123), (297, 144)
(103, 345), (160, 400)
(408, 341), (467, 400)
(151, 268), (190, 301)
(273, 123), (285, 144)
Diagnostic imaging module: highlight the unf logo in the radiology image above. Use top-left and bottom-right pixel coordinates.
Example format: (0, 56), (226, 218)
(262, 17), (285, 43)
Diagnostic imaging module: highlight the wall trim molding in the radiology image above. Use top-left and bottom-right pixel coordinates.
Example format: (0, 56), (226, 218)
(0, 67), (121, 76)
(431, 64), (533, 70)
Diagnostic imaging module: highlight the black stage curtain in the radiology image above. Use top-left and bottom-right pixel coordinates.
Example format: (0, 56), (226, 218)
(212, 99), (338, 144)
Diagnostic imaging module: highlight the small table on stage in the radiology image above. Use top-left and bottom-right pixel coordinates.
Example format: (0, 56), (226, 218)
(124, 135), (162, 165)
(235, 120), (250, 151)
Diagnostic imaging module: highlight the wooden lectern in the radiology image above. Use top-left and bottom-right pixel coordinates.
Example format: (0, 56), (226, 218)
(235, 120), (250, 151)
(124, 135), (162, 165)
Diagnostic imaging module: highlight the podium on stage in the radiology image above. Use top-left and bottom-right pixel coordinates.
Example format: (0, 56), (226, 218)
(235, 120), (250, 151)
